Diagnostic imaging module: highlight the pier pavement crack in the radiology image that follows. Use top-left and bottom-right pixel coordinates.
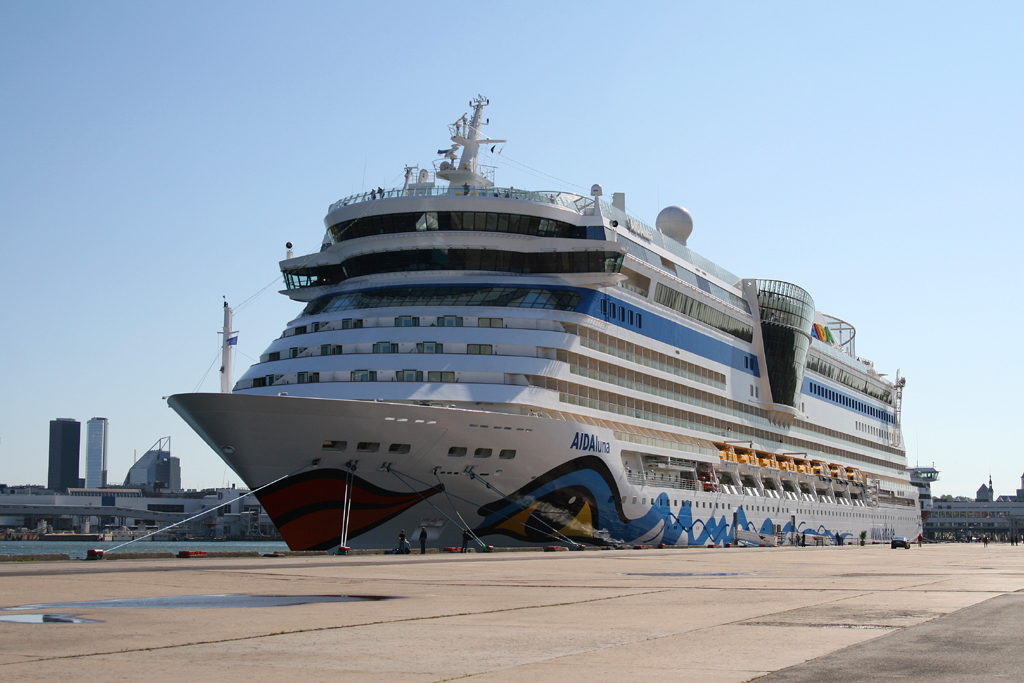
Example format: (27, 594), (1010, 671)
(0, 589), (671, 666)
(421, 589), (884, 683)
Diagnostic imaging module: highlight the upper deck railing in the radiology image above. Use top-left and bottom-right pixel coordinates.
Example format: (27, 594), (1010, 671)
(326, 185), (743, 289)
(328, 186), (593, 215)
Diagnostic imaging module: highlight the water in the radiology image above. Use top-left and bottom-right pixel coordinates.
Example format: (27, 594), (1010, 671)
(0, 540), (289, 560)
(0, 614), (101, 624)
(7, 594), (392, 610)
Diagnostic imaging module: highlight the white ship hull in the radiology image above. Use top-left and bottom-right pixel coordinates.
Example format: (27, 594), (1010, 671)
(170, 393), (919, 550)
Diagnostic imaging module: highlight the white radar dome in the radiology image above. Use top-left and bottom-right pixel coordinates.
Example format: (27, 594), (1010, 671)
(656, 206), (693, 245)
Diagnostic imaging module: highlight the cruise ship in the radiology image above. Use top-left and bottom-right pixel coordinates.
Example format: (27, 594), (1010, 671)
(170, 96), (920, 551)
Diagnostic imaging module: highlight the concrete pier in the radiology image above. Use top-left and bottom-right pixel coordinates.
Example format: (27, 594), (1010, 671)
(1, 544), (1021, 682)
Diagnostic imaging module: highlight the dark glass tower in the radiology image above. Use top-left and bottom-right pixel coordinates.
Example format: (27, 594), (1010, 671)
(755, 280), (815, 409)
(48, 418), (81, 492)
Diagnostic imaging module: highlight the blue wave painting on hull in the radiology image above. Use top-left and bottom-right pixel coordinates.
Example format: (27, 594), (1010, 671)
(474, 456), (729, 546)
(471, 456), (882, 546)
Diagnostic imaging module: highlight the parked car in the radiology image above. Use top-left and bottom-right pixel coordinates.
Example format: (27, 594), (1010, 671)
(891, 536), (911, 549)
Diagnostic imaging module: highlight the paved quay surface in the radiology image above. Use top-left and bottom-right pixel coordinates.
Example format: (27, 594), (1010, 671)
(0, 544), (1021, 682)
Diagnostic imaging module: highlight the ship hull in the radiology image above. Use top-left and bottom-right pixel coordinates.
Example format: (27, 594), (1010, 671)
(170, 393), (920, 550)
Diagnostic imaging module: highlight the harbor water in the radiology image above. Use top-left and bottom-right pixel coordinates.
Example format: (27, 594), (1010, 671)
(0, 540), (289, 559)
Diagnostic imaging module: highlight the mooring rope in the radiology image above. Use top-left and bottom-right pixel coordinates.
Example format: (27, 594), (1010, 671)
(385, 466), (479, 547)
(465, 472), (582, 549)
(104, 463), (312, 554)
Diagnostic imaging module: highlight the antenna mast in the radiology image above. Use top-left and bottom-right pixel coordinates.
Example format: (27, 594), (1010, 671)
(220, 301), (236, 393)
(435, 95), (505, 188)
(890, 370), (906, 447)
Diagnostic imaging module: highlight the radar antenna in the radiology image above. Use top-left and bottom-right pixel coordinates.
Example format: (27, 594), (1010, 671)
(435, 95), (505, 188)
(890, 370), (906, 447)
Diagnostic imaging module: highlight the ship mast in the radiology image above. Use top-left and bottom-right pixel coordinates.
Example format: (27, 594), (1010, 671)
(219, 301), (236, 394)
(435, 95), (504, 188)
(890, 370), (906, 447)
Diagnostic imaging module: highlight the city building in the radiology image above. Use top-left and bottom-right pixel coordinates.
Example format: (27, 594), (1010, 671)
(925, 474), (1024, 542)
(0, 485), (278, 539)
(85, 417), (109, 488)
(47, 418), (80, 493)
(124, 437), (180, 492)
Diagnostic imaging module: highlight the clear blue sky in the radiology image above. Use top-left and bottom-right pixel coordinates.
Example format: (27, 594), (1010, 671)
(1, 2), (1020, 497)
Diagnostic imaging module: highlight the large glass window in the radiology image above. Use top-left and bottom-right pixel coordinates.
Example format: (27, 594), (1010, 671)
(351, 370), (376, 381)
(328, 211), (588, 243)
(755, 280), (815, 408)
(283, 249), (624, 290)
(653, 283), (753, 343)
(417, 342), (443, 353)
(302, 286), (582, 317)
(806, 355), (893, 404)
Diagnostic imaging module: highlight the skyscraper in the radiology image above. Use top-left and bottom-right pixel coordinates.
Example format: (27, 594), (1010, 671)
(48, 418), (80, 492)
(85, 417), (109, 488)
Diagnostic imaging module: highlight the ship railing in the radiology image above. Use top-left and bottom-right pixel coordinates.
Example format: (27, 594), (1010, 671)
(328, 186), (591, 214)
(625, 472), (701, 492)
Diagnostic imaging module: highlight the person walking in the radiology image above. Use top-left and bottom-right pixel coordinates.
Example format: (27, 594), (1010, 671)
(461, 528), (471, 553)
(801, 531), (806, 547)
(419, 526), (428, 555)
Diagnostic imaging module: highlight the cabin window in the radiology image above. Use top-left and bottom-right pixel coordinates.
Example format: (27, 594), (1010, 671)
(395, 370), (423, 382)
(351, 370), (377, 382)
(428, 371), (455, 382)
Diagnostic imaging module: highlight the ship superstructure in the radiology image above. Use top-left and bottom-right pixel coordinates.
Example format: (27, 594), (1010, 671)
(171, 97), (919, 550)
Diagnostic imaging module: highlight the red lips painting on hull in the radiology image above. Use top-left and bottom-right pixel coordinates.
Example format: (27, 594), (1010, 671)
(257, 468), (440, 550)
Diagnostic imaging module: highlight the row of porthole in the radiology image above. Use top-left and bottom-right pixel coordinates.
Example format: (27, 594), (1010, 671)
(320, 440), (410, 455)
(447, 447), (516, 459)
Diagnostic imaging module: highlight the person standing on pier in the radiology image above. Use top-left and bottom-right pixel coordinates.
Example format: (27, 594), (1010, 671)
(398, 529), (409, 554)
(419, 526), (428, 555)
